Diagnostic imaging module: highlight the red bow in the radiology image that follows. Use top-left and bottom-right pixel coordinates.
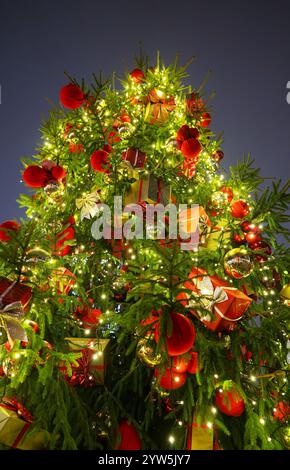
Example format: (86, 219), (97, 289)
(1, 397), (33, 423)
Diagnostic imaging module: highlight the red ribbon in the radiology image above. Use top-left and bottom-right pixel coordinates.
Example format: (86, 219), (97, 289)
(0, 397), (33, 448)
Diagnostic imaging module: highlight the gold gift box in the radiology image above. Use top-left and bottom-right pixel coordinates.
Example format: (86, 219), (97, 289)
(190, 423), (213, 450)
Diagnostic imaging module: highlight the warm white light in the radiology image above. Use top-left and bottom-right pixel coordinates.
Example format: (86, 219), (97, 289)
(168, 435), (175, 444)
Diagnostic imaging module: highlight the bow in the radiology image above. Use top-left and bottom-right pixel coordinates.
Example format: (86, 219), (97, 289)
(1, 397), (33, 423)
(188, 275), (228, 322)
(76, 191), (100, 221)
(68, 349), (96, 388)
(144, 89), (175, 125)
(0, 282), (27, 345)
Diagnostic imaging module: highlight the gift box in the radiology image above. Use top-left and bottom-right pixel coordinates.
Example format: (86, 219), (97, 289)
(122, 148), (146, 169)
(178, 206), (211, 244)
(124, 175), (171, 206)
(0, 397), (49, 450)
(205, 220), (231, 251)
(64, 338), (110, 386)
(0, 278), (32, 345)
(177, 267), (252, 332)
(187, 423), (213, 450)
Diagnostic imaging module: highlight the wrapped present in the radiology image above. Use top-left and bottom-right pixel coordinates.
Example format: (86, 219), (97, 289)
(125, 175), (171, 206)
(0, 397), (49, 450)
(122, 148), (146, 169)
(177, 267), (252, 332)
(0, 278), (32, 345)
(118, 160), (139, 180)
(205, 219), (231, 251)
(187, 423), (213, 450)
(178, 206), (211, 244)
(64, 337), (110, 386)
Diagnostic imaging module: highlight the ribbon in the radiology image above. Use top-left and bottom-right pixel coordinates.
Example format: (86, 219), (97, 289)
(119, 160), (139, 179)
(76, 191), (100, 221)
(0, 281), (27, 345)
(144, 89), (175, 125)
(0, 397), (33, 448)
(189, 273), (244, 323)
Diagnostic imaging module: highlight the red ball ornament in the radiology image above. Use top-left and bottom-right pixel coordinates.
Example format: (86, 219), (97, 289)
(249, 240), (272, 262)
(200, 112), (212, 127)
(59, 84), (85, 109)
(240, 220), (260, 233)
(130, 68), (145, 84)
(0, 221), (20, 242)
(154, 312), (196, 357)
(51, 166), (66, 182)
(23, 165), (48, 188)
(187, 352), (198, 374)
(231, 200), (250, 219)
(215, 388), (245, 417)
(233, 233), (246, 245)
(55, 226), (75, 257)
(116, 420), (141, 450)
(176, 125), (199, 144)
(154, 367), (186, 390)
(90, 150), (110, 173)
(181, 138), (201, 159)
(220, 186), (233, 203)
(170, 355), (190, 373)
(245, 232), (262, 244)
(212, 150), (224, 162)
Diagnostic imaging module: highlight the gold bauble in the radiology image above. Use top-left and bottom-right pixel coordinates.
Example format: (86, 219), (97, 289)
(136, 338), (162, 367)
(224, 248), (253, 279)
(280, 283), (290, 305)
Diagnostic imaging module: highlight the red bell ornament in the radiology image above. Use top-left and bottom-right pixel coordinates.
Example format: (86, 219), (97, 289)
(154, 367), (187, 390)
(231, 200), (250, 219)
(215, 388), (245, 417)
(154, 312), (196, 357)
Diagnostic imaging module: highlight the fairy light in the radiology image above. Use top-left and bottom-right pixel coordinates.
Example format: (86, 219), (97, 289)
(211, 407), (217, 415)
(206, 422), (213, 429)
(168, 435), (175, 444)
(250, 375), (256, 382)
(260, 418), (265, 425)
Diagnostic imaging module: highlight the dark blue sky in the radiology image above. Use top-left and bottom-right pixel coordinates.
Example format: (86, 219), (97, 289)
(0, 0), (290, 220)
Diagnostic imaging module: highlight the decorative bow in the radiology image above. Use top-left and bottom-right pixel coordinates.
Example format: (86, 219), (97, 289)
(68, 349), (96, 388)
(188, 275), (228, 322)
(0, 282), (27, 345)
(144, 89), (175, 125)
(199, 214), (211, 244)
(76, 191), (100, 221)
(1, 397), (33, 423)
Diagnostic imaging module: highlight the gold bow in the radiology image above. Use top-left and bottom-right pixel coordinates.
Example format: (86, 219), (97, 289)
(76, 191), (100, 221)
(0, 282), (27, 346)
(188, 275), (228, 322)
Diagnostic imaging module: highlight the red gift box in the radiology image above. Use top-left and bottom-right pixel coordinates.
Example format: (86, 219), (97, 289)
(122, 148), (146, 169)
(177, 267), (252, 332)
(0, 277), (32, 310)
(125, 175), (171, 206)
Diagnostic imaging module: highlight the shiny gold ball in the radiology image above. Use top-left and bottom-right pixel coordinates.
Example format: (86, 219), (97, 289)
(280, 283), (290, 305)
(224, 248), (253, 279)
(136, 338), (162, 367)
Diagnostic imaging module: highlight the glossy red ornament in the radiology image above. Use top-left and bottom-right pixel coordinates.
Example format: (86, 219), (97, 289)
(170, 355), (190, 373)
(130, 68), (145, 84)
(187, 352), (198, 374)
(231, 200), (250, 219)
(154, 312), (196, 356)
(51, 166), (66, 182)
(249, 240), (272, 262)
(116, 420), (141, 450)
(273, 401), (290, 421)
(240, 220), (260, 233)
(181, 138), (201, 159)
(55, 226), (75, 257)
(154, 367), (186, 390)
(176, 125), (199, 145)
(220, 186), (233, 202)
(0, 221), (20, 242)
(90, 150), (110, 173)
(215, 388), (245, 417)
(200, 112), (212, 127)
(59, 84), (85, 109)
(23, 165), (48, 188)
(245, 232), (262, 244)
(212, 150), (224, 162)
(233, 233), (246, 245)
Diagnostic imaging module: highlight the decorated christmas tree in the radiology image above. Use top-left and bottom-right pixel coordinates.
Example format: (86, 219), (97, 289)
(0, 52), (289, 451)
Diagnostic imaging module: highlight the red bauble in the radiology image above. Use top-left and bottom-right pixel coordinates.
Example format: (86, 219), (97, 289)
(59, 84), (85, 109)
(212, 150), (224, 162)
(154, 312), (196, 356)
(240, 220), (260, 233)
(116, 420), (141, 450)
(231, 200), (250, 219)
(245, 232), (262, 244)
(187, 352), (198, 374)
(200, 112), (212, 127)
(0, 221), (20, 242)
(55, 226), (75, 257)
(215, 388), (245, 417)
(170, 355), (190, 373)
(273, 401), (290, 421)
(23, 165), (48, 188)
(181, 138), (201, 159)
(90, 150), (110, 173)
(220, 186), (233, 203)
(233, 233), (246, 245)
(51, 166), (66, 182)
(130, 68), (145, 84)
(249, 240), (272, 262)
(154, 368), (186, 390)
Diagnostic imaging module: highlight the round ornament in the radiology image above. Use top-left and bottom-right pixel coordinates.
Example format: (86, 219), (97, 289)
(154, 367), (186, 390)
(231, 200), (250, 219)
(215, 388), (245, 417)
(136, 338), (162, 367)
(280, 284), (290, 305)
(224, 248), (253, 279)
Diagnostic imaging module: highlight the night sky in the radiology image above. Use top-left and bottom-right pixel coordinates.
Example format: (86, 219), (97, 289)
(0, 0), (290, 221)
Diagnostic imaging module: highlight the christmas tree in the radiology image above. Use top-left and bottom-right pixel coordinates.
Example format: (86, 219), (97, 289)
(0, 52), (289, 451)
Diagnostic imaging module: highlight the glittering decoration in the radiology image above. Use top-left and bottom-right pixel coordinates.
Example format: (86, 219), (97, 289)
(224, 248), (253, 279)
(136, 338), (161, 367)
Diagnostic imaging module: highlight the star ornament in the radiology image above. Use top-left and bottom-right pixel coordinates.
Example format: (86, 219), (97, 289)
(76, 191), (101, 221)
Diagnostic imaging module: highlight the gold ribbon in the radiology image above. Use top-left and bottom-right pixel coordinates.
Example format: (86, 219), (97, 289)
(76, 191), (100, 221)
